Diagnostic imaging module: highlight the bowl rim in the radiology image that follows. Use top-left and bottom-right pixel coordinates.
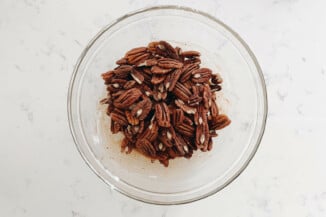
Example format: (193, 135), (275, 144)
(67, 5), (268, 205)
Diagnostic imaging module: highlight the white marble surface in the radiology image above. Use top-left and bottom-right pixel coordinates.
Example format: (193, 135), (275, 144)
(1, 0), (326, 216)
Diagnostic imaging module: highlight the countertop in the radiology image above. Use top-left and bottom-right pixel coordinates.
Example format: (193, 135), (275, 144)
(1, 0), (325, 216)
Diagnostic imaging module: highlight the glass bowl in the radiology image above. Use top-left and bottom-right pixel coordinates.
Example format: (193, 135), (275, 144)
(68, 5), (267, 205)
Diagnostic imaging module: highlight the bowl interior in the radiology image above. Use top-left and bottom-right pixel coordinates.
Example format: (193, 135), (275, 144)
(69, 6), (267, 204)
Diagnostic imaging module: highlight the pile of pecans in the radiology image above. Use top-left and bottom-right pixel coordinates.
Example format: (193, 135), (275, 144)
(101, 41), (230, 167)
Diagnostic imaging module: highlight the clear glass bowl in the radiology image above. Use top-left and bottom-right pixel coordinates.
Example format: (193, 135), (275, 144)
(68, 6), (267, 205)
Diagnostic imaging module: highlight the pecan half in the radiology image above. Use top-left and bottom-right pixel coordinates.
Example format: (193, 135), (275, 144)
(155, 102), (170, 127)
(192, 68), (212, 83)
(125, 111), (139, 125)
(210, 114), (231, 130)
(113, 88), (142, 109)
(157, 58), (183, 69)
(131, 98), (152, 121)
(179, 63), (200, 83)
(151, 74), (166, 84)
(164, 68), (183, 91)
(175, 122), (195, 137)
(175, 99), (196, 114)
(136, 138), (156, 158)
(181, 50), (201, 58)
(172, 82), (192, 102)
(158, 41), (178, 59)
(110, 109), (128, 126)
(131, 68), (144, 84)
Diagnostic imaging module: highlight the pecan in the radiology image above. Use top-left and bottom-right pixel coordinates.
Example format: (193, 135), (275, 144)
(125, 111), (139, 125)
(192, 68), (212, 83)
(116, 57), (128, 65)
(194, 105), (206, 126)
(175, 122), (195, 137)
(132, 53), (151, 65)
(131, 68), (144, 84)
(113, 88), (142, 109)
(174, 133), (187, 156)
(158, 41), (178, 59)
(155, 102), (170, 127)
(157, 58), (183, 69)
(123, 125), (134, 142)
(158, 128), (175, 148)
(125, 47), (147, 56)
(110, 109), (128, 126)
(188, 95), (202, 106)
(126, 49), (150, 65)
(172, 109), (184, 125)
(114, 65), (133, 78)
(211, 73), (223, 84)
(172, 82), (192, 102)
(202, 84), (212, 109)
(151, 65), (173, 74)
(164, 68), (183, 91)
(151, 74), (166, 84)
(181, 50), (201, 58)
(136, 138), (156, 158)
(138, 121), (158, 142)
(210, 114), (231, 130)
(175, 99), (196, 114)
(184, 57), (201, 65)
(179, 63), (200, 83)
(102, 70), (115, 83)
(210, 99), (219, 118)
(123, 80), (137, 89)
(195, 120), (209, 149)
(131, 98), (152, 120)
